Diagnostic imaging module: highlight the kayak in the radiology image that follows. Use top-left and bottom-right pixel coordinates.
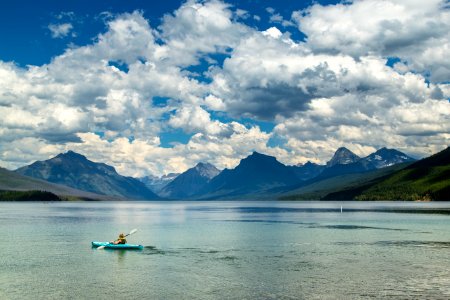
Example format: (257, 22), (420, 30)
(92, 241), (144, 250)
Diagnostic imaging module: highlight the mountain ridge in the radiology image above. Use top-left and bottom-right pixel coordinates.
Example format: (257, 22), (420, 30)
(196, 152), (301, 199)
(0, 167), (118, 201)
(327, 147), (360, 167)
(15, 151), (160, 200)
(139, 173), (179, 193)
(159, 162), (219, 199)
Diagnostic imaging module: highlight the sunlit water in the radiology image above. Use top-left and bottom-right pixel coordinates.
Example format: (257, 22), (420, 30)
(1, 201), (450, 299)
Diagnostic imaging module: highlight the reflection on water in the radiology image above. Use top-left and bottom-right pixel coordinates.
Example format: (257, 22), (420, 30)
(1, 201), (450, 299)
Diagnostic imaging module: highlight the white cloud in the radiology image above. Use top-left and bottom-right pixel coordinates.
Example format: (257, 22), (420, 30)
(262, 27), (282, 39)
(48, 23), (74, 38)
(168, 105), (230, 136)
(158, 0), (249, 66)
(204, 94), (226, 111)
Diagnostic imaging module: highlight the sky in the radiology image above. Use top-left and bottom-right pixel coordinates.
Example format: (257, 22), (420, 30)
(0, 0), (449, 177)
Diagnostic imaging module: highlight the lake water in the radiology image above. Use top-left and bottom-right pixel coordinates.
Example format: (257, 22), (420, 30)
(1, 201), (450, 299)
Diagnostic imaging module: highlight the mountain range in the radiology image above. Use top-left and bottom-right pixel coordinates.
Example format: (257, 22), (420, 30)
(3, 146), (448, 201)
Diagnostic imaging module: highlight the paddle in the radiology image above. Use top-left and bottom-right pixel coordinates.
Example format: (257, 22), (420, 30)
(97, 229), (138, 250)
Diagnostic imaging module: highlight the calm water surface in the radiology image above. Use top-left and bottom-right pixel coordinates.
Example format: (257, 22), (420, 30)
(1, 201), (450, 299)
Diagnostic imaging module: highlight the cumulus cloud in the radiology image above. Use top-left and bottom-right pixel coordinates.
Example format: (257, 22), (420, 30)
(211, 32), (408, 120)
(168, 105), (232, 136)
(293, 0), (450, 82)
(204, 94), (226, 111)
(1, 0), (449, 176)
(158, 0), (249, 66)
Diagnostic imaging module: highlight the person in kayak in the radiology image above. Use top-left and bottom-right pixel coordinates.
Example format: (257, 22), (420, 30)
(111, 233), (127, 245)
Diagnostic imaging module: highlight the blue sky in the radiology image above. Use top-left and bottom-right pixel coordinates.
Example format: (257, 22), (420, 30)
(0, 0), (449, 176)
(1, 0), (181, 66)
(1, 0), (341, 66)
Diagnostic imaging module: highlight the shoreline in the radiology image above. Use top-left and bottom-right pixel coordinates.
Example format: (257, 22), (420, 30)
(2, 199), (450, 215)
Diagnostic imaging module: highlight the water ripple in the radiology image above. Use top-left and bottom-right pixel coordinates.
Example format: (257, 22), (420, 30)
(374, 240), (450, 248)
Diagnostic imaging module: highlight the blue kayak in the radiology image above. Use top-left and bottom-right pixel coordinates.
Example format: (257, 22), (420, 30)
(92, 241), (143, 250)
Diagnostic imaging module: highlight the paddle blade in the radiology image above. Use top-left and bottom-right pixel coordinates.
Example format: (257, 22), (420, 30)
(97, 246), (106, 250)
(128, 228), (138, 236)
